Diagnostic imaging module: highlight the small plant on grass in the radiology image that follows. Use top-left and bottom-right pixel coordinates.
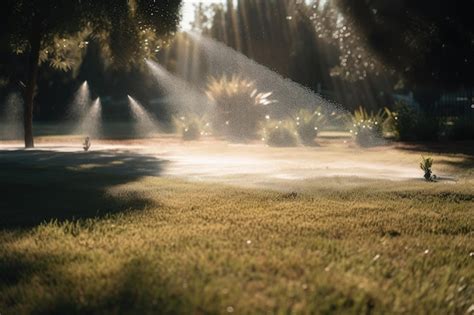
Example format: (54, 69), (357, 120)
(420, 156), (436, 181)
(262, 120), (298, 147)
(349, 106), (387, 147)
(206, 75), (276, 140)
(294, 108), (327, 145)
(174, 115), (211, 141)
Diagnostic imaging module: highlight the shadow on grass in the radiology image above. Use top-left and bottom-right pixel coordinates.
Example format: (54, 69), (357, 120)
(440, 157), (474, 170)
(0, 252), (193, 314)
(0, 149), (167, 229)
(396, 141), (474, 156)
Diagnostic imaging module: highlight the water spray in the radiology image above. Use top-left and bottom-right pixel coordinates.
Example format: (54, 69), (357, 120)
(145, 59), (214, 114)
(127, 95), (159, 137)
(68, 81), (91, 121)
(184, 31), (346, 120)
(76, 97), (102, 138)
(0, 93), (23, 140)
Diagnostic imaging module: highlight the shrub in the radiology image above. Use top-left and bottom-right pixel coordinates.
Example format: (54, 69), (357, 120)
(416, 116), (441, 141)
(206, 75), (276, 140)
(263, 120), (298, 147)
(174, 115), (211, 141)
(182, 121), (201, 141)
(349, 106), (387, 147)
(294, 108), (327, 145)
(386, 103), (415, 141)
(387, 103), (440, 141)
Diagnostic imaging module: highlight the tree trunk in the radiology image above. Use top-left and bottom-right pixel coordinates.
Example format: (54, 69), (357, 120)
(23, 16), (42, 148)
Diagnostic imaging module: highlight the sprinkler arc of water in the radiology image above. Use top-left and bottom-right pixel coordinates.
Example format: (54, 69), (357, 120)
(145, 59), (214, 114)
(68, 80), (92, 123)
(0, 93), (24, 140)
(76, 97), (102, 138)
(183, 31), (347, 119)
(127, 95), (160, 137)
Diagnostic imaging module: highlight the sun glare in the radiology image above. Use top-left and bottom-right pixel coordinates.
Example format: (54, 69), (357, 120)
(180, 0), (237, 30)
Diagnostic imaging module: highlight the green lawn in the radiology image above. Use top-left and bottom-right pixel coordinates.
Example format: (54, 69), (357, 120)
(0, 146), (473, 314)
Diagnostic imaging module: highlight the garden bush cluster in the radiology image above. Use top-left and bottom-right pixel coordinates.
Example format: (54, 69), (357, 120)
(173, 115), (211, 141)
(174, 75), (473, 145)
(264, 121), (298, 147)
(261, 108), (333, 147)
(206, 75), (276, 141)
(386, 102), (473, 142)
(348, 106), (386, 147)
(346, 102), (473, 145)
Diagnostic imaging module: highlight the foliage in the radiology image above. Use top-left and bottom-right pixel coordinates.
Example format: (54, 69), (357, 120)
(192, 0), (385, 84)
(173, 115), (211, 141)
(387, 103), (440, 141)
(389, 103), (417, 141)
(420, 156), (436, 181)
(83, 137), (91, 151)
(39, 29), (92, 73)
(335, 1), (474, 88)
(349, 106), (387, 147)
(308, 1), (386, 82)
(169, 0), (401, 113)
(206, 75), (276, 140)
(0, 0), (182, 147)
(263, 120), (298, 147)
(2, 0), (182, 71)
(182, 122), (201, 141)
(293, 108), (327, 145)
(416, 116), (442, 141)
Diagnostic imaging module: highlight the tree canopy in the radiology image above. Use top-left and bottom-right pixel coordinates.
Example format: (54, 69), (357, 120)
(335, 0), (474, 89)
(0, 0), (182, 72)
(0, 0), (182, 147)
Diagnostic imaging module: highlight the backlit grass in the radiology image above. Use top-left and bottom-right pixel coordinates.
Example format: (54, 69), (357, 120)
(0, 148), (473, 314)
